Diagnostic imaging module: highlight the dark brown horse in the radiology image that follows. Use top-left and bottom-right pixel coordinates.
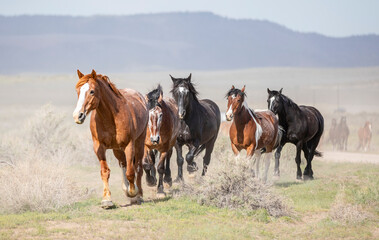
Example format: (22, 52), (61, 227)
(143, 85), (179, 197)
(357, 121), (372, 152)
(337, 116), (349, 151)
(328, 118), (339, 150)
(226, 86), (281, 182)
(73, 69), (148, 208)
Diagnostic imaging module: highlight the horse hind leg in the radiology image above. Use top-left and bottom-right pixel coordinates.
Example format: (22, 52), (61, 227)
(202, 136), (217, 176)
(302, 145), (313, 180)
(295, 142), (303, 180)
(262, 152), (272, 183)
(274, 145), (283, 177)
(174, 143), (185, 183)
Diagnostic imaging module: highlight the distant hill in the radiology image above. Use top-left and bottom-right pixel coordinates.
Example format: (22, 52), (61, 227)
(0, 12), (378, 73)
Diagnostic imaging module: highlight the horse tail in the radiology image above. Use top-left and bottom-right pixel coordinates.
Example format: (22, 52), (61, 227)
(194, 144), (206, 157)
(314, 150), (322, 157)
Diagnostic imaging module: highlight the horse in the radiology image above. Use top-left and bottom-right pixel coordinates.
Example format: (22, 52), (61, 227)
(337, 116), (349, 151)
(170, 74), (221, 180)
(267, 88), (324, 180)
(226, 86), (282, 182)
(357, 121), (372, 152)
(73, 69), (148, 208)
(328, 118), (339, 150)
(142, 85), (179, 197)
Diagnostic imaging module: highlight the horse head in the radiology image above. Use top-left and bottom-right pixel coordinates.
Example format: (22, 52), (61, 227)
(170, 73), (197, 119)
(146, 85), (164, 145)
(225, 85), (246, 121)
(267, 88), (283, 114)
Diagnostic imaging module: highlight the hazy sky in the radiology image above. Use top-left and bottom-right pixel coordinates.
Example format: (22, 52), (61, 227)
(1, 0), (378, 37)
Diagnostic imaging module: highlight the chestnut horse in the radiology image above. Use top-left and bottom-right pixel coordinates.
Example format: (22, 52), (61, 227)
(226, 86), (281, 182)
(143, 85), (179, 197)
(73, 69), (148, 208)
(357, 121), (372, 152)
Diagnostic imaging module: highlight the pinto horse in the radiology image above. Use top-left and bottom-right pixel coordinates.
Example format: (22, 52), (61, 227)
(357, 121), (372, 152)
(143, 85), (179, 197)
(170, 74), (221, 180)
(267, 88), (324, 180)
(73, 69), (148, 208)
(226, 86), (281, 182)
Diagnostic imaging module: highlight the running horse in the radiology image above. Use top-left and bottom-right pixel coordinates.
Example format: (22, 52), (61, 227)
(357, 121), (372, 152)
(143, 85), (179, 197)
(267, 88), (324, 180)
(171, 74), (221, 181)
(337, 116), (349, 151)
(73, 69), (148, 208)
(226, 86), (281, 182)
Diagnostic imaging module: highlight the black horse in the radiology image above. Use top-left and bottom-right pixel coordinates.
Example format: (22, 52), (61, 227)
(267, 88), (324, 180)
(170, 74), (221, 181)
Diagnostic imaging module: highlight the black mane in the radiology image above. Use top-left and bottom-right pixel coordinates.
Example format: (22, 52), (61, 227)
(280, 94), (301, 111)
(225, 88), (246, 98)
(171, 78), (199, 102)
(146, 84), (163, 110)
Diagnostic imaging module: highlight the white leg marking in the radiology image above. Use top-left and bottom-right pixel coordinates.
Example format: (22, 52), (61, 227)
(73, 83), (89, 117)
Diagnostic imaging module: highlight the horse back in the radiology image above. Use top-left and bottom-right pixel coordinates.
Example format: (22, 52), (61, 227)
(299, 105), (324, 139)
(256, 110), (279, 151)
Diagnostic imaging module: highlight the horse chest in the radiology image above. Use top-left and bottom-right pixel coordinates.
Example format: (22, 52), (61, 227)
(177, 125), (192, 144)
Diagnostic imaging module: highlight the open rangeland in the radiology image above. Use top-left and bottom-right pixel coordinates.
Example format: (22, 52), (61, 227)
(0, 68), (378, 239)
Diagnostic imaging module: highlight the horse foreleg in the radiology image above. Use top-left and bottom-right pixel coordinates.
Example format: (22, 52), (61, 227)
(186, 144), (199, 173)
(94, 142), (113, 208)
(164, 148), (173, 186)
(174, 143), (184, 182)
(156, 151), (167, 198)
(274, 145), (283, 177)
(202, 137), (217, 175)
(231, 143), (240, 157)
(113, 149), (129, 199)
(295, 142), (303, 180)
(124, 141), (138, 198)
(142, 148), (157, 187)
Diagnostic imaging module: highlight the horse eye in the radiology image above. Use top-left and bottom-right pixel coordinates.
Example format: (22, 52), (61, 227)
(90, 90), (95, 95)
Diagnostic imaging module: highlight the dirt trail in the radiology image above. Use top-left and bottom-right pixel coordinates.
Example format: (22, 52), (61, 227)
(321, 151), (379, 164)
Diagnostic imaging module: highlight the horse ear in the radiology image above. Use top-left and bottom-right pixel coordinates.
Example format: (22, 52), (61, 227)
(279, 88), (283, 94)
(187, 73), (192, 82)
(170, 74), (176, 83)
(231, 85), (235, 90)
(241, 85), (246, 93)
(91, 69), (97, 79)
(144, 95), (149, 103)
(267, 88), (271, 94)
(158, 92), (163, 103)
(77, 69), (84, 79)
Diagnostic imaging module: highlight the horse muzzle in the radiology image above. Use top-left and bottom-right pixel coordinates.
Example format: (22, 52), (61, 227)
(73, 112), (86, 124)
(226, 113), (233, 121)
(178, 110), (186, 119)
(151, 136), (160, 145)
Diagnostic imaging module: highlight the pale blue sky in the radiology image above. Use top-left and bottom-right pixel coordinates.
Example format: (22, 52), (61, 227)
(0, 0), (378, 37)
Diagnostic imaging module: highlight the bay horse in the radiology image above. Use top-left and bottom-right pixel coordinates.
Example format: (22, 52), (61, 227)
(267, 88), (324, 180)
(170, 74), (221, 180)
(226, 86), (281, 182)
(357, 121), (372, 152)
(73, 69), (148, 208)
(328, 118), (339, 150)
(143, 85), (179, 197)
(337, 116), (349, 151)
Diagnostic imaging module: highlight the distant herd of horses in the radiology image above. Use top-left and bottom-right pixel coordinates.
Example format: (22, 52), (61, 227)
(328, 116), (372, 152)
(72, 69), (369, 208)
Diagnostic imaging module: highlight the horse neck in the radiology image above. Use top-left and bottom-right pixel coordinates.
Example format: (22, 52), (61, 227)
(282, 100), (302, 126)
(184, 94), (200, 121)
(95, 82), (122, 123)
(234, 106), (254, 128)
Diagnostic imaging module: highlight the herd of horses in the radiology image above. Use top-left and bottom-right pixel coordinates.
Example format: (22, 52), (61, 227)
(73, 69), (325, 208)
(328, 117), (372, 152)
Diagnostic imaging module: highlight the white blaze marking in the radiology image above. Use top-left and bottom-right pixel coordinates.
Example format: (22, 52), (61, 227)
(73, 83), (89, 116)
(226, 104), (233, 117)
(179, 87), (188, 93)
(269, 96), (275, 110)
(243, 100), (262, 150)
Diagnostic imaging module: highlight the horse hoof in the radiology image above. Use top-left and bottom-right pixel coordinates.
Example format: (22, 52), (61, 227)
(127, 185), (139, 198)
(146, 176), (157, 187)
(303, 175), (314, 181)
(174, 176), (184, 183)
(188, 172), (196, 179)
(156, 191), (166, 199)
(163, 179), (172, 188)
(187, 163), (198, 173)
(126, 195), (143, 205)
(101, 200), (115, 209)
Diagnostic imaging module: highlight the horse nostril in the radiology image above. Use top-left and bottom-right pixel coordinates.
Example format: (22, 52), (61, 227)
(78, 112), (84, 120)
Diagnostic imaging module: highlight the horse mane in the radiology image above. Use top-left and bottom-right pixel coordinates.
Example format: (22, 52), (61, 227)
(75, 74), (123, 98)
(225, 88), (246, 98)
(280, 94), (301, 111)
(171, 78), (199, 102)
(146, 84), (163, 110)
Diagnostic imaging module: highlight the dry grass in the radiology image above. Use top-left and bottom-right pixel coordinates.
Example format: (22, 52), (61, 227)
(0, 105), (91, 213)
(175, 141), (290, 217)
